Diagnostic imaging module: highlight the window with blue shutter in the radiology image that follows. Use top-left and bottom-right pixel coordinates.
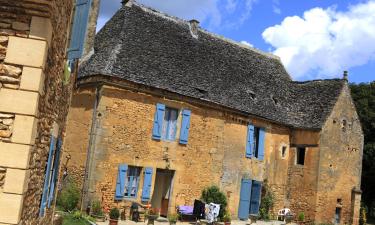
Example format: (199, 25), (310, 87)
(238, 179), (252, 220)
(152, 103), (165, 140)
(162, 107), (179, 141)
(124, 166), (141, 198)
(179, 109), (191, 144)
(48, 138), (63, 208)
(258, 128), (265, 160)
(246, 125), (265, 160)
(39, 136), (56, 217)
(115, 164), (128, 200)
(67, 0), (92, 60)
(249, 180), (262, 215)
(141, 167), (153, 202)
(246, 125), (255, 158)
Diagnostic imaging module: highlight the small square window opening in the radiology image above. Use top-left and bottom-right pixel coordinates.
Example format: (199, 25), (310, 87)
(296, 147), (306, 165)
(281, 146), (287, 158)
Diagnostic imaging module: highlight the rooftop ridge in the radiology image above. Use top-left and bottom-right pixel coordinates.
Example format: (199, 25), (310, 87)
(132, 2), (281, 61)
(292, 78), (345, 84)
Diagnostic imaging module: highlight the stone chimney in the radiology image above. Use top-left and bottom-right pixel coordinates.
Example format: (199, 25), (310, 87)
(343, 71), (348, 81)
(189, 19), (200, 38)
(122, 0), (133, 7)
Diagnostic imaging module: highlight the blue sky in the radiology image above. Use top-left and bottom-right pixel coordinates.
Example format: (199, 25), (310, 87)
(97, 0), (375, 83)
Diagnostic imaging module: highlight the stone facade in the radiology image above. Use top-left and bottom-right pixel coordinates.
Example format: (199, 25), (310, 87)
(0, 0), (75, 224)
(63, 79), (363, 224)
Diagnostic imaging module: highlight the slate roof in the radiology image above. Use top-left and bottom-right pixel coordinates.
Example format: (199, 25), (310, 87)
(78, 2), (346, 129)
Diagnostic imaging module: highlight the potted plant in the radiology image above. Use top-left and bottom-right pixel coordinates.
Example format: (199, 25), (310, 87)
(147, 208), (159, 225)
(298, 212), (305, 225)
(91, 200), (105, 222)
(223, 212), (231, 225)
(109, 207), (120, 225)
(168, 213), (178, 225)
(285, 213), (294, 224)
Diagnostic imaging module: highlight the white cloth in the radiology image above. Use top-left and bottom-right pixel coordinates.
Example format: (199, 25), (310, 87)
(206, 203), (220, 223)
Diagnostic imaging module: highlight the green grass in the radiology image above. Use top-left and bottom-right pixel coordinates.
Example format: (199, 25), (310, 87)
(62, 214), (91, 225)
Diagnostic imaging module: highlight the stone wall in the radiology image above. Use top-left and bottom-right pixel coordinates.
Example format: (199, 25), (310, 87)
(316, 83), (363, 225)
(0, 0), (74, 224)
(63, 84), (293, 218)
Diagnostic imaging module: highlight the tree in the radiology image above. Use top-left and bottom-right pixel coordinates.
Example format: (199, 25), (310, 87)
(350, 82), (375, 217)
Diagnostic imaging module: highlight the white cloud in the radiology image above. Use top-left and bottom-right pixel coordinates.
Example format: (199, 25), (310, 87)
(262, 1), (375, 80)
(240, 40), (254, 47)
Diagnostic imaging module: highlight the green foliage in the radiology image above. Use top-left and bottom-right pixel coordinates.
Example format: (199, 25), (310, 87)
(91, 200), (103, 216)
(350, 82), (375, 216)
(201, 185), (228, 220)
(72, 211), (83, 220)
(360, 206), (367, 225)
(57, 180), (81, 212)
(298, 212), (305, 221)
(168, 213), (178, 223)
(109, 207), (120, 220)
(62, 213), (90, 225)
(259, 183), (275, 221)
(223, 212), (232, 222)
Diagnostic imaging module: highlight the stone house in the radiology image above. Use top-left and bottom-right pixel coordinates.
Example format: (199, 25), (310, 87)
(63, 1), (363, 225)
(0, 0), (99, 224)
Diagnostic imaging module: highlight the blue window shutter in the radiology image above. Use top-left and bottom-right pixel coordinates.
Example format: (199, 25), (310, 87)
(152, 103), (165, 140)
(47, 138), (63, 208)
(67, 0), (91, 59)
(246, 125), (255, 158)
(179, 109), (191, 144)
(115, 164), (128, 200)
(141, 167), (153, 202)
(258, 128), (265, 160)
(39, 136), (56, 217)
(249, 180), (262, 215)
(238, 179), (252, 220)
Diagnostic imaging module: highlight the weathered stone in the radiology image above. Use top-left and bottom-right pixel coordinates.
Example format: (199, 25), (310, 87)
(3, 83), (19, 89)
(0, 130), (12, 138)
(0, 76), (19, 84)
(0, 29), (15, 36)
(12, 22), (30, 31)
(0, 23), (10, 29)
(2, 119), (13, 126)
(0, 36), (8, 44)
(0, 64), (22, 77)
(0, 113), (15, 118)
(0, 123), (8, 130)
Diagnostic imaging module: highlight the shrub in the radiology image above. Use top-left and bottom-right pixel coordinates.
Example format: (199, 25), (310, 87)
(298, 212), (305, 221)
(56, 180), (80, 212)
(168, 213), (178, 223)
(223, 212), (231, 222)
(360, 206), (367, 225)
(259, 183), (274, 220)
(91, 200), (104, 216)
(109, 207), (120, 220)
(72, 210), (83, 220)
(201, 185), (228, 220)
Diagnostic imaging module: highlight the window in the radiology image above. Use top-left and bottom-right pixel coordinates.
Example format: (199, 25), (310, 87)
(281, 146), (287, 158)
(253, 127), (260, 158)
(335, 207), (341, 224)
(124, 166), (141, 198)
(296, 147), (306, 165)
(162, 107), (179, 141)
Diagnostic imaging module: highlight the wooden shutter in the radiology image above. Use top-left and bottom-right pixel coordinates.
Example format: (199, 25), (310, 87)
(258, 128), (265, 160)
(152, 103), (165, 140)
(179, 109), (191, 144)
(47, 138), (63, 208)
(141, 167), (153, 202)
(39, 136), (56, 217)
(238, 179), (252, 220)
(246, 125), (255, 158)
(249, 180), (262, 215)
(67, 0), (91, 59)
(115, 164), (128, 200)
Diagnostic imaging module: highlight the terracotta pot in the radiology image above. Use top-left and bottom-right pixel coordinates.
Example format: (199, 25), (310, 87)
(224, 222), (231, 225)
(109, 219), (118, 225)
